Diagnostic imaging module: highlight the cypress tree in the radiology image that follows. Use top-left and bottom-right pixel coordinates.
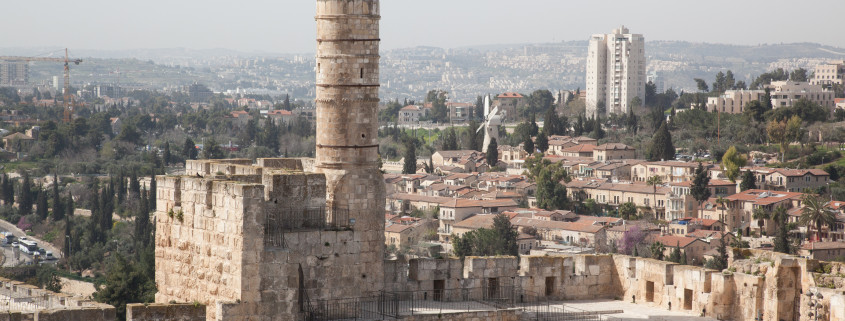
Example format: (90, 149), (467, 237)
(649, 122), (675, 161)
(535, 131), (549, 153)
(148, 175), (157, 211)
(18, 172), (33, 215)
(740, 171), (757, 191)
(137, 187), (151, 247)
(129, 171), (140, 197)
(36, 188), (48, 222)
(402, 142), (417, 174)
(486, 138), (498, 167)
(163, 142), (171, 165)
(523, 135), (535, 154)
(52, 172), (64, 221)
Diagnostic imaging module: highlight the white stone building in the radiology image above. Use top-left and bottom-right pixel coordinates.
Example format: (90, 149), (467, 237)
(586, 26), (646, 117)
(810, 61), (844, 87)
(768, 81), (836, 110)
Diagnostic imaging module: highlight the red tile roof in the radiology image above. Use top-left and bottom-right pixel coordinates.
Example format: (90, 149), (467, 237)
(497, 92), (523, 98)
(655, 235), (700, 248)
(562, 144), (597, 153)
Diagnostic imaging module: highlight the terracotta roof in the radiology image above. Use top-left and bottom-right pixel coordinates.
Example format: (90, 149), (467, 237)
(725, 189), (804, 206)
(801, 242), (845, 250)
(562, 144), (597, 153)
(3, 132), (32, 140)
(575, 215), (623, 225)
(453, 214), (497, 230)
(267, 110), (293, 116)
(671, 179), (735, 187)
(440, 198), (517, 208)
(774, 169), (829, 177)
(654, 235), (701, 248)
(497, 92), (523, 98)
(510, 217), (605, 233)
(387, 193), (452, 204)
(385, 218), (431, 233)
(594, 143), (635, 151)
(400, 105), (422, 111)
(687, 230), (729, 239)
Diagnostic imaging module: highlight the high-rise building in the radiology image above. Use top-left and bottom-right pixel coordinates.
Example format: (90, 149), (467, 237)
(0, 62), (28, 86)
(586, 26), (646, 117)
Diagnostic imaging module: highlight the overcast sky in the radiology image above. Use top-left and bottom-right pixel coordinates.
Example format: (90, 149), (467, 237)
(3, 0), (844, 54)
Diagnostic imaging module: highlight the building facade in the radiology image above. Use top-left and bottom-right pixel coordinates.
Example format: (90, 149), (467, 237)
(768, 81), (835, 110)
(810, 61), (845, 87)
(705, 90), (765, 114)
(586, 26), (646, 117)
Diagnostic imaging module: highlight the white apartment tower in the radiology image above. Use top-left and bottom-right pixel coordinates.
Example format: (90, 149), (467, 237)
(586, 26), (646, 117)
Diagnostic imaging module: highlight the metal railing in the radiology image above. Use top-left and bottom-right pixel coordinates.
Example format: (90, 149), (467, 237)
(264, 206), (352, 249)
(303, 286), (620, 321)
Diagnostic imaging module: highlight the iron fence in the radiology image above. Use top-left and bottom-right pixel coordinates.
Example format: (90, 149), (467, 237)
(303, 286), (620, 321)
(264, 206), (352, 248)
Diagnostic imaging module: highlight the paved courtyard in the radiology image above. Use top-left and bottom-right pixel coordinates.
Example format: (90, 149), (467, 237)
(562, 300), (718, 320)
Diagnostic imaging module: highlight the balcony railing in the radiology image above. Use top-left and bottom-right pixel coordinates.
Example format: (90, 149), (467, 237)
(264, 206), (352, 248)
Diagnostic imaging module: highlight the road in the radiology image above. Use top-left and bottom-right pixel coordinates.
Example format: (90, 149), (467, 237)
(0, 219), (62, 267)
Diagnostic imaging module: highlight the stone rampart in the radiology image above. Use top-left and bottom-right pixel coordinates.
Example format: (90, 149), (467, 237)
(126, 303), (206, 321)
(401, 310), (520, 321)
(33, 306), (116, 321)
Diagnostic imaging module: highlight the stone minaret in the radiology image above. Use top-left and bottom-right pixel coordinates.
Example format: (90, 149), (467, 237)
(315, 0), (385, 292)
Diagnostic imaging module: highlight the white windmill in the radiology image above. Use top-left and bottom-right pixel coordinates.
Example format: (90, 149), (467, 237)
(476, 95), (502, 152)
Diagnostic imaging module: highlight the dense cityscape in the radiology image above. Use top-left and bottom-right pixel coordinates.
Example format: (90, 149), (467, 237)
(1, 1), (845, 320)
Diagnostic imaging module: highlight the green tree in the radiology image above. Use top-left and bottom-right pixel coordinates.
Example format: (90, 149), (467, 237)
(799, 194), (837, 242)
(529, 89), (555, 116)
(535, 131), (549, 153)
(772, 206), (792, 253)
(535, 164), (569, 211)
(740, 171), (757, 192)
(690, 163), (711, 217)
(752, 207), (770, 235)
(182, 138), (198, 160)
(52, 172), (64, 221)
(618, 202), (638, 220)
(649, 242), (665, 260)
(648, 122), (675, 161)
(721, 146), (747, 182)
(590, 119), (605, 139)
(743, 100), (766, 122)
(36, 188), (48, 222)
(18, 172), (33, 215)
(694, 78), (709, 92)
(1, 174), (13, 205)
(646, 175), (663, 219)
(486, 138), (498, 167)
(202, 138), (225, 160)
(767, 119), (788, 162)
(426, 90), (449, 123)
(790, 68), (808, 82)
(93, 254), (156, 321)
(668, 242), (682, 263)
(163, 142), (171, 165)
(522, 135), (534, 154)
(451, 214), (518, 258)
(402, 141), (417, 174)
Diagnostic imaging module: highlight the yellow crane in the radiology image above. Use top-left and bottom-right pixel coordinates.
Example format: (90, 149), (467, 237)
(0, 49), (83, 122)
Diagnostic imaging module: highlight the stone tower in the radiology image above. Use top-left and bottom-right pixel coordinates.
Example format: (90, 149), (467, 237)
(315, 0), (385, 291)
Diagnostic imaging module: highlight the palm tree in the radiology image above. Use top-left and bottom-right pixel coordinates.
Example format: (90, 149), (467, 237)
(646, 175), (663, 220)
(799, 194), (837, 242)
(752, 207), (770, 236)
(715, 196), (727, 224)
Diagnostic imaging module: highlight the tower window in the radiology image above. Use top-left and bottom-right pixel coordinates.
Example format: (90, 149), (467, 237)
(360, 68), (364, 79)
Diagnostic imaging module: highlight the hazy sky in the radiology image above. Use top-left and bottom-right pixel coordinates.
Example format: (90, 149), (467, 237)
(3, 0), (845, 54)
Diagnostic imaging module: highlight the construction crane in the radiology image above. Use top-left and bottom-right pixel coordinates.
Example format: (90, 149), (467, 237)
(0, 49), (83, 122)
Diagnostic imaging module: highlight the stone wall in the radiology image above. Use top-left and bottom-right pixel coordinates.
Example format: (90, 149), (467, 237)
(126, 303), (206, 321)
(33, 307), (116, 321)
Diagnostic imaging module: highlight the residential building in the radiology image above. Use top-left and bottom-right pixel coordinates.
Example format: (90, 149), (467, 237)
(810, 61), (845, 87)
(397, 105), (427, 125)
(2, 132), (34, 152)
(447, 102), (473, 123)
(437, 198), (518, 242)
(494, 92), (524, 121)
(586, 26), (646, 117)
(725, 189), (804, 236)
(185, 83), (213, 103)
(593, 143), (636, 161)
(266, 110), (294, 125)
(561, 144), (596, 158)
(564, 179), (671, 220)
(799, 242), (845, 261)
(653, 235), (713, 265)
(510, 217), (607, 248)
(0, 62), (27, 86)
(705, 90), (766, 114)
(746, 167), (830, 193)
(768, 81), (835, 110)
(385, 218), (437, 249)
(631, 161), (706, 183)
(667, 179), (737, 221)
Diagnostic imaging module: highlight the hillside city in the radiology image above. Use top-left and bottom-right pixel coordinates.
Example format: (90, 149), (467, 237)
(2, 9), (845, 321)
